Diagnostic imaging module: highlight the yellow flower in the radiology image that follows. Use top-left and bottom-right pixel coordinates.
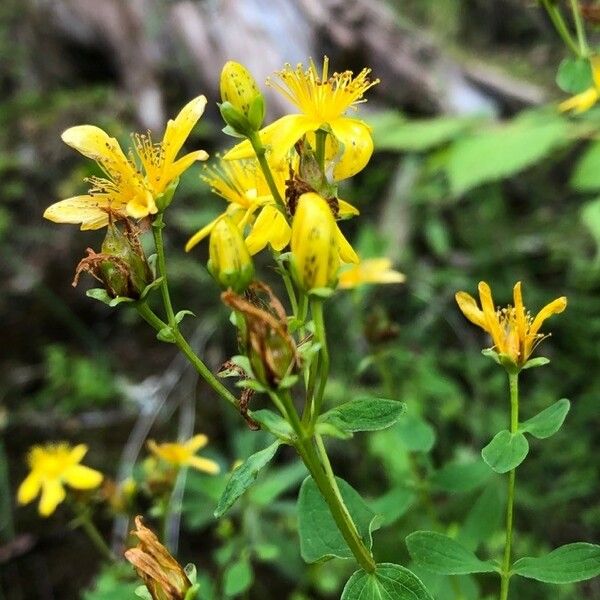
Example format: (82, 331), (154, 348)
(559, 56), (600, 113)
(185, 156), (360, 256)
(133, 95), (209, 197)
(185, 158), (285, 253)
(147, 434), (220, 474)
(44, 125), (154, 229)
(338, 258), (406, 289)
(291, 192), (358, 292)
(224, 57), (378, 180)
(455, 281), (567, 367)
(44, 96), (208, 229)
(17, 443), (103, 517)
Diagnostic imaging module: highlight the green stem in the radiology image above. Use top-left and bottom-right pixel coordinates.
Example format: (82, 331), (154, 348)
(500, 371), (520, 600)
(152, 213), (176, 325)
(570, 0), (588, 56)
(542, 0), (581, 56)
(275, 390), (376, 573)
(248, 131), (286, 212)
(274, 251), (298, 315)
(72, 503), (115, 562)
(315, 128), (327, 172)
(136, 303), (238, 409)
(311, 299), (329, 424)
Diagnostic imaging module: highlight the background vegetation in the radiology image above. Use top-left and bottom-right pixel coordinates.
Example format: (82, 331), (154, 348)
(1, 1), (599, 598)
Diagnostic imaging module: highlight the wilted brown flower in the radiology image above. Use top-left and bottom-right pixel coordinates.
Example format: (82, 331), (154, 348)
(222, 282), (299, 388)
(124, 516), (191, 600)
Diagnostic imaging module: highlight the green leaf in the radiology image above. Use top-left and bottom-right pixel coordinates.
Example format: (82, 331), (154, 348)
(406, 531), (497, 575)
(175, 309), (195, 324)
(581, 197), (600, 254)
(341, 563), (433, 600)
(370, 111), (478, 152)
(520, 399), (570, 439)
(214, 441), (280, 517)
(318, 398), (405, 435)
(447, 112), (569, 195)
(248, 461), (307, 506)
(431, 460), (491, 493)
(223, 557), (254, 596)
(459, 483), (504, 551)
(556, 57), (593, 94)
(395, 414), (436, 452)
(521, 356), (550, 370)
(369, 487), (415, 527)
(139, 276), (163, 300)
(481, 430), (529, 473)
(86, 288), (133, 307)
(573, 143), (600, 191)
(249, 409), (294, 441)
(512, 543), (600, 583)
(297, 476), (378, 563)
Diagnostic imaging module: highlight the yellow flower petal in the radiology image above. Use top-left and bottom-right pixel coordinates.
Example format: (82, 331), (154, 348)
(63, 465), (103, 490)
(17, 472), (41, 505)
(223, 119), (285, 161)
(187, 456), (220, 474)
(455, 291), (487, 330)
(185, 434), (208, 452)
(245, 205), (291, 254)
(330, 118), (373, 180)
(591, 56), (600, 89)
(559, 88), (599, 114)
(337, 199), (360, 218)
(477, 281), (505, 352)
(43, 195), (119, 231)
(335, 225), (359, 264)
(162, 95), (207, 165)
(338, 258), (405, 289)
(529, 296), (568, 336)
(167, 150), (209, 182)
(39, 479), (66, 517)
(61, 125), (129, 170)
(513, 281), (527, 343)
(268, 114), (318, 167)
(185, 216), (220, 252)
(126, 190), (157, 220)
(69, 444), (89, 465)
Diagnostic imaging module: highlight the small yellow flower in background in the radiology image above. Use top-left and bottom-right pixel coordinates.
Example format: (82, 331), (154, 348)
(147, 434), (220, 474)
(338, 258), (406, 290)
(44, 96), (208, 229)
(17, 443), (103, 517)
(291, 192), (358, 292)
(225, 57), (379, 180)
(455, 281), (567, 367)
(559, 56), (600, 113)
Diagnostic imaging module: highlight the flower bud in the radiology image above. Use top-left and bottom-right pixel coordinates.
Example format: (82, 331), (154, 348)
(208, 216), (254, 293)
(219, 61), (265, 135)
(73, 223), (152, 299)
(290, 193), (340, 292)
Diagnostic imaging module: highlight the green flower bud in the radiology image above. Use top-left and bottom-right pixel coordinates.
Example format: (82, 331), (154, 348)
(208, 216), (254, 293)
(219, 61), (265, 135)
